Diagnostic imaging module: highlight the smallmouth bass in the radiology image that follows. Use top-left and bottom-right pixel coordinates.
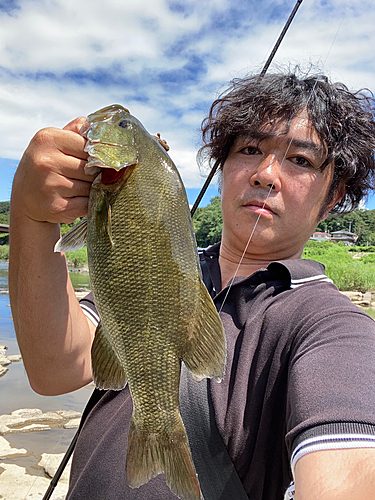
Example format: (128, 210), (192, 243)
(56, 105), (226, 500)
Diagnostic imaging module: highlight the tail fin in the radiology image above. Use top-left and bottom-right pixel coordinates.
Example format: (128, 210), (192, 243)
(126, 413), (201, 500)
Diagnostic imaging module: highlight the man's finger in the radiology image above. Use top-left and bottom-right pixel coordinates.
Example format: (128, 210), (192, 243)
(63, 116), (87, 134)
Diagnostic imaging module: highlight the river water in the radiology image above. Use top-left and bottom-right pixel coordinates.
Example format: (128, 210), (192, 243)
(0, 261), (94, 459)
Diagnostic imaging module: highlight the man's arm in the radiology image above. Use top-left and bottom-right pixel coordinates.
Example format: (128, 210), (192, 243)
(294, 448), (375, 499)
(9, 118), (97, 396)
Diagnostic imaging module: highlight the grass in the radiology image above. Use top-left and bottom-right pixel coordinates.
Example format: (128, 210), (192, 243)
(0, 243), (87, 269)
(362, 307), (375, 319)
(303, 241), (375, 292)
(0, 245), (9, 260)
(65, 247), (88, 268)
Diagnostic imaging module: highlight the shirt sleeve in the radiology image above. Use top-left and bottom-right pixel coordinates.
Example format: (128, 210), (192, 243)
(285, 285), (375, 476)
(79, 291), (100, 327)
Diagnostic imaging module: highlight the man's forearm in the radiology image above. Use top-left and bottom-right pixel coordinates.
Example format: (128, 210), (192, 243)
(9, 208), (94, 395)
(294, 448), (375, 500)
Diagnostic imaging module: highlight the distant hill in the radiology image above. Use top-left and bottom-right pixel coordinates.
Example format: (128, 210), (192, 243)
(0, 202), (9, 225)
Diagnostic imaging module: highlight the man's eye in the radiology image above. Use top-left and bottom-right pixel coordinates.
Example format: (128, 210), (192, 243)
(291, 156), (312, 168)
(240, 146), (259, 155)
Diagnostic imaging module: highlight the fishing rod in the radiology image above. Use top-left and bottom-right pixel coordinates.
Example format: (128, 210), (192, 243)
(190, 0), (304, 217)
(41, 431), (79, 500)
(41, 2), (304, 499)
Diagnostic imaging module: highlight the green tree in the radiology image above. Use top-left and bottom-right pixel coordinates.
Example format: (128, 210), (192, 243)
(193, 196), (223, 247)
(316, 209), (375, 245)
(0, 201), (10, 224)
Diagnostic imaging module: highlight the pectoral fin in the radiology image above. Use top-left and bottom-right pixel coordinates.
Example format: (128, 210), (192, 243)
(182, 281), (226, 383)
(54, 217), (87, 253)
(95, 192), (114, 246)
(91, 321), (127, 390)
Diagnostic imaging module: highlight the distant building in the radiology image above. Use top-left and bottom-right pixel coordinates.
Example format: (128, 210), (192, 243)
(330, 230), (358, 246)
(310, 231), (331, 242)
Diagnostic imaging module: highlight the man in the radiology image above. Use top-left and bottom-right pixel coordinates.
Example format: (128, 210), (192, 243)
(9, 69), (375, 499)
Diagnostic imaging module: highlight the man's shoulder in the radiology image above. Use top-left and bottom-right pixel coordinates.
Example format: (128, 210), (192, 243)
(268, 258), (327, 283)
(264, 258), (368, 329)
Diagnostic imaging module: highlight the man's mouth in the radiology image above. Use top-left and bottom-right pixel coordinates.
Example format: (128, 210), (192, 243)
(243, 200), (276, 217)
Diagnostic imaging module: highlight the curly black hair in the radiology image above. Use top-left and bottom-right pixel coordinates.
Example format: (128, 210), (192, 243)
(199, 70), (375, 212)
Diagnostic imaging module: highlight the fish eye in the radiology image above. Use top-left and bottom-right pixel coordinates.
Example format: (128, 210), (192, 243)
(117, 120), (128, 128)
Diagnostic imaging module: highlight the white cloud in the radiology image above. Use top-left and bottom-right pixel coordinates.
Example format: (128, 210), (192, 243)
(1, 0), (375, 191)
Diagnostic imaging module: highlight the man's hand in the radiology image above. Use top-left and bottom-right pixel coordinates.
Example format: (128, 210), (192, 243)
(12, 116), (96, 225)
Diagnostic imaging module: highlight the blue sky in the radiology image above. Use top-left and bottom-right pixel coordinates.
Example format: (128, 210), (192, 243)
(1, 0), (375, 209)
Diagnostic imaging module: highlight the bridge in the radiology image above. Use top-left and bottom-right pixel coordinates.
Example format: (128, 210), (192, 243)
(0, 224), (9, 233)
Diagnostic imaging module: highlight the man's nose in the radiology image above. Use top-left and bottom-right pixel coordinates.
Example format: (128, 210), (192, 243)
(249, 154), (281, 191)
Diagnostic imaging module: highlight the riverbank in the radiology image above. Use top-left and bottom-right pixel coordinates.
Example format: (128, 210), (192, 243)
(0, 407), (82, 499)
(0, 280), (93, 500)
(0, 341), (87, 499)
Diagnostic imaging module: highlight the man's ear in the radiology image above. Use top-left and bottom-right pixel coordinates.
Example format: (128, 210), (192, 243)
(320, 184), (346, 221)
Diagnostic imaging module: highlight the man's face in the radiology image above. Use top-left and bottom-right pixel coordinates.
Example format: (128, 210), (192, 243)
(220, 112), (339, 261)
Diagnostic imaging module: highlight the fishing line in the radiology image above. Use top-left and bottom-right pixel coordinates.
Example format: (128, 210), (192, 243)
(40, 4), (344, 499)
(218, 184), (274, 315)
(217, 16), (344, 311)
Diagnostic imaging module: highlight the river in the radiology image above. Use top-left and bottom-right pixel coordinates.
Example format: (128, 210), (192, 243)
(0, 261), (94, 471)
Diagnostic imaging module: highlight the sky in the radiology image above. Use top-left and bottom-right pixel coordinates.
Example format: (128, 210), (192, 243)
(1, 0), (375, 208)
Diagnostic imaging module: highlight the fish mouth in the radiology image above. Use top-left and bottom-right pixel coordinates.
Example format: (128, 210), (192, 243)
(80, 104), (138, 175)
(83, 143), (137, 176)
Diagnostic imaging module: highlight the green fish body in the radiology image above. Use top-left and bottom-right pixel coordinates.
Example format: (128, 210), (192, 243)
(56, 105), (226, 500)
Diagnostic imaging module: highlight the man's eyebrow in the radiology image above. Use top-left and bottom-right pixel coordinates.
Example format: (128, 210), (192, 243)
(238, 132), (325, 156)
(289, 138), (325, 156)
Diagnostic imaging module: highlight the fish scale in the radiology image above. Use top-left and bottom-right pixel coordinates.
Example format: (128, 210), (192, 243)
(56, 104), (226, 500)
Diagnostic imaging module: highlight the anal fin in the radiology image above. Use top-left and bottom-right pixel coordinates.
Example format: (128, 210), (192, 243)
(91, 321), (127, 390)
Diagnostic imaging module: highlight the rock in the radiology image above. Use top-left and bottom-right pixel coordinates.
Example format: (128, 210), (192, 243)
(39, 452), (72, 483)
(57, 410), (82, 420)
(0, 355), (11, 367)
(340, 290), (374, 307)
(37, 411), (66, 423)
(353, 299), (372, 307)
(11, 408), (43, 418)
(0, 365), (8, 377)
(364, 292), (372, 304)
(8, 354), (22, 362)
(340, 291), (363, 301)
(0, 462), (68, 499)
(0, 436), (28, 459)
(0, 408), (82, 435)
(75, 290), (90, 300)
(0, 347), (22, 378)
(63, 418), (81, 429)
(8, 423), (52, 433)
(0, 424), (9, 434)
